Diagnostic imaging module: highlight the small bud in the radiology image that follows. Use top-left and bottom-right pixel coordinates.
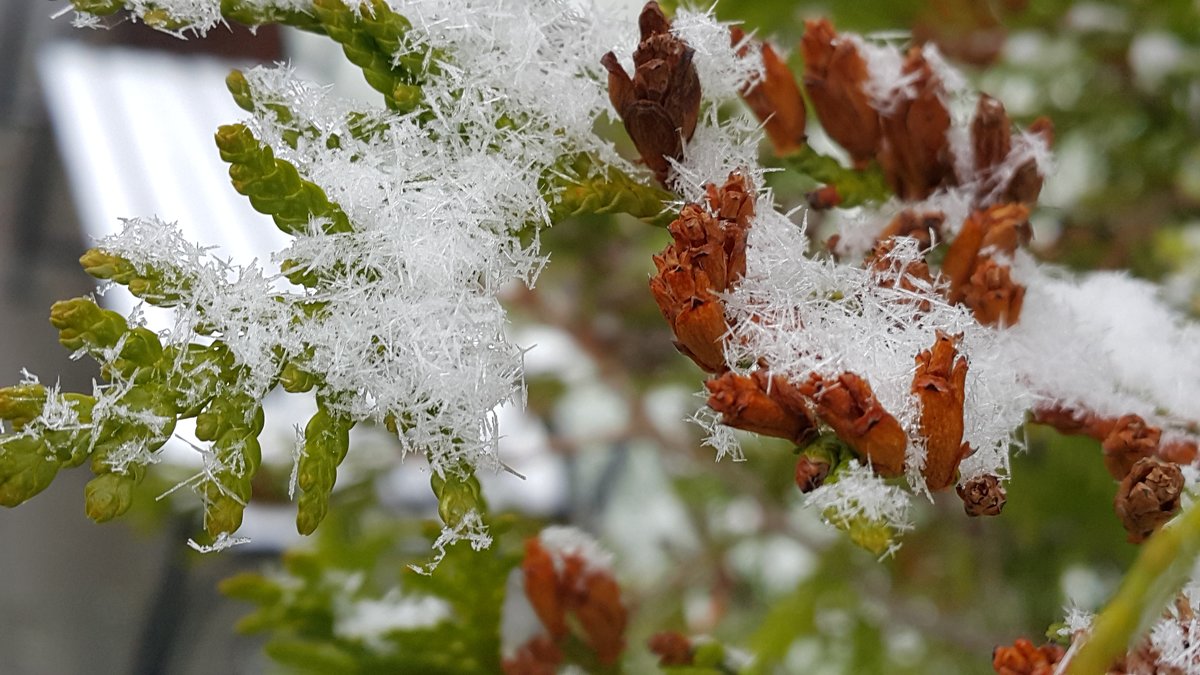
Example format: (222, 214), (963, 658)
(430, 467), (486, 529)
(1115, 457), (1182, 543)
(84, 471), (136, 522)
(1102, 414), (1161, 480)
(957, 474), (1007, 517)
(0, 436), (60, 507)
(0, 384), (47, 430)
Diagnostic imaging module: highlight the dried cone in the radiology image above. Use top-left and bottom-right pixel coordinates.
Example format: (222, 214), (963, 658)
(957, 474), (1006, 517)
(650, 174), (754, 373)
(518, 536), (628, 667)
(878, 47), (954, 200)
(1002, 117), (1054, 205)
(970, 94), (1012, 200)
(731, 27), (807, 154)
(601, 2), (701, 185)
(913, 331), (970, 490)
(992, 638), (1065, 675)
(803, 372), (907, 476)
(962, 258), (1025, 327)
(1102, 414), (1161, 480)
(1115, 457), (1184, 543)
(706, 371), (816, 444)
(801, 19), (881, 167)
(942, 203), (1031, 326)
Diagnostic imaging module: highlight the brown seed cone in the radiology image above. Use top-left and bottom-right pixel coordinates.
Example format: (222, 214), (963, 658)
(731, 27), (807, 155)
(913, 331), (970, 490)
(961, 257), (1026, 326)
(1001, 117), (1054, 205)
(943, 203), (1031, 303)
(649, 253), (729, 373)
(802, 372), (907, 476)
(574, 570), (627, 665)
(1115, 457), (1183, 544)
(522, 538), (567, 640)
(878, 47), (955, 200)
(601, 2), (701, 185)
(648, 631), (694, 667)
(801, 19), (881, 167)
(706, 372), (817, 444)
(957, 474), (1006, 517)
(650, 173), (756, 373)
(1102, 414), (1162, 480)
(992, 638), (1065, 675)
(867, 236), (937, 314)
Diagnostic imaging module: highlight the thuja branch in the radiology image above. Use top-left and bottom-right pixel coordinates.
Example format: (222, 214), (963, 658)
(1063, 500), (1200, 675)
(779, 145), (891, 208)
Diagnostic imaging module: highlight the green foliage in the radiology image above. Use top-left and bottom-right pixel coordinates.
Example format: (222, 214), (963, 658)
(221, 511), (524, 674)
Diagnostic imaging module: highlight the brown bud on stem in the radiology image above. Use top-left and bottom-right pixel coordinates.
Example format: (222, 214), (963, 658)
(601, 2), (701, 186)
(801, 19), (881, 167)
(957, 474), (1007, 517)
(648, 632), (693, 667)
(706, 372), (817, 445)
(731, 27), (807, 154)
(802, 372), (907, 477)
(1102, 414), (1161, 480)
(650, 174), (754, 373)
(913, 331), (970, 490)
(878, 48), (954, 200)
(1115, 457), (1183, 543)
(942, 203), (1031, 326)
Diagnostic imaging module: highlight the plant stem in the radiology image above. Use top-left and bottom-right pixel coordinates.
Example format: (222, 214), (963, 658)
(1063, 499), (1200, 674)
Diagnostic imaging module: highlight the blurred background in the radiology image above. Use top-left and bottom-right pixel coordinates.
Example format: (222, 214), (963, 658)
(3, 0), (1200, 673)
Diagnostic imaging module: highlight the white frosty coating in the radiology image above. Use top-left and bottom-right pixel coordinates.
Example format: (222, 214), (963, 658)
(187, 532), (251, 552)
(335, 590), (452, 648)
(1009, 256), (1200, 435)
(804, 460), (912, 539)
(409, 508), (492, 575)
(672, 9), (763, 103)
(538, 525), (614, 574)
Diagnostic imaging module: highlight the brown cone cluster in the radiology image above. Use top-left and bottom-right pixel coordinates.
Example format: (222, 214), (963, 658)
(601, 2), (701, 186)
(801, 18), (1052, 205)
(1031, 402), (1195, 542)
(503, 536), (627, 674)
